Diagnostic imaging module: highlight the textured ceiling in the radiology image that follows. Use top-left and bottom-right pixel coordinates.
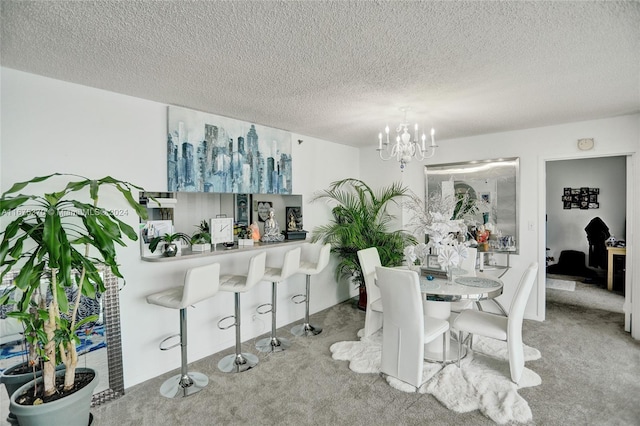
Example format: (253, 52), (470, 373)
(1, 1), (639, 147)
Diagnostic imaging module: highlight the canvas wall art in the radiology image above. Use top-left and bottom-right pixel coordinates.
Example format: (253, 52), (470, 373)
(167, 106), (293, 194)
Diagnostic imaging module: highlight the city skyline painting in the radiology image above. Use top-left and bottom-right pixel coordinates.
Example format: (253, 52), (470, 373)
(167, 106), (293, 194)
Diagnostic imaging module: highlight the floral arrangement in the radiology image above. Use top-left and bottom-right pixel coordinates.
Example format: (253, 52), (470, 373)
(437, 245), (460, 271)
(404, 190), (469, 250)
(404, 243), (429, 266)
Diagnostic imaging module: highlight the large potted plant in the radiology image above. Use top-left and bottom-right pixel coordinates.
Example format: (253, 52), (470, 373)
(310, 178), (416, 310)
(0, 173), (147, 426)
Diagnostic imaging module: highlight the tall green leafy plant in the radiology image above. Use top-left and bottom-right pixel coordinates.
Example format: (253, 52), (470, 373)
(0, 173), (147, 400)
(311, 178), (416, 288)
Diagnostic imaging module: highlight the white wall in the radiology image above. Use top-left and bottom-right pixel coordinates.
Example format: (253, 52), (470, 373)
(361, 114), (640, 336)
(546, 156), (627, 263)
(0, 68), (360, 388)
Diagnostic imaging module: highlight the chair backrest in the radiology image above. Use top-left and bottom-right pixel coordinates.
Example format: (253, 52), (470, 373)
(182, 262), (221, 306)
(300, 242), (332, 274)
(507, 262), (539, 334)
(315, 243), (332, 272)
(375, 266), (424, 387)
(357, 247), (382, 306)
(506, 262), (538, 384)
(244, 251), (267, 290)
(459, 247), (477, 277)
(279, 246), (302, 280)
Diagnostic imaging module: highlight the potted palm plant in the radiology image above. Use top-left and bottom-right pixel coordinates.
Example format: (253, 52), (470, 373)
(310, 178), (416, 310)
(0, 173), (148, 426)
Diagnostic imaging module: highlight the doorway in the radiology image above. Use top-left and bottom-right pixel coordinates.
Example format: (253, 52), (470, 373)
(544, 156), (628, 324)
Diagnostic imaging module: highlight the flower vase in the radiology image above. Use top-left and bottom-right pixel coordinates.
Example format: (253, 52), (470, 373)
(446, 267), (453, 284)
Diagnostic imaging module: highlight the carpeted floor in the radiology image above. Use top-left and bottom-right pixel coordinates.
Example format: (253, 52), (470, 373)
(2, 279), (637, 425)
(546, 278), (576, 292)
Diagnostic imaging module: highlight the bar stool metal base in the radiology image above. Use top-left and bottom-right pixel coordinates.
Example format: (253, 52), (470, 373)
(291, 322), (322, 337)
(255, 336), (291, 353)
(218, 352), (259, 373)
(159, 372), (209, 398)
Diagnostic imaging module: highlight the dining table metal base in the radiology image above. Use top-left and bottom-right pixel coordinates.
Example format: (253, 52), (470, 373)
(424, 335), (468, 364)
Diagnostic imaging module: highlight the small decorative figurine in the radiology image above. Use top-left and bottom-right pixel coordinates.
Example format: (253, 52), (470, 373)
(261, 208), (284, 242)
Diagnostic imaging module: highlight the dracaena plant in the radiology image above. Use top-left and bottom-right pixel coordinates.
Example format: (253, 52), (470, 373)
(0, 173), (147, 399)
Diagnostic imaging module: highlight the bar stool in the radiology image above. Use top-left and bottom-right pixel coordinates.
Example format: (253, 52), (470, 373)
(146, 262), (220, 398)
(217, 251), (266, 373)
(291, 243), (331, 336)
(255, 246), (301, 353)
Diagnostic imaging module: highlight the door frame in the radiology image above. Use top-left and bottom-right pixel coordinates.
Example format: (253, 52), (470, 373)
(538, 152), (635, 335)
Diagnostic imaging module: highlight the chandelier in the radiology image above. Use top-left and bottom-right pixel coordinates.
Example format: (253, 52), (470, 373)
(377, 108), (437, 170)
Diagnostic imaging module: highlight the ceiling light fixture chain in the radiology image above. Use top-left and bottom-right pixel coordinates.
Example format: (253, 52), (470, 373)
(377, 107), (437, 171)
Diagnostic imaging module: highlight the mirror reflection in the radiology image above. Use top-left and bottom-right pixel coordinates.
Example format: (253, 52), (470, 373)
(424, 158), (519, 254)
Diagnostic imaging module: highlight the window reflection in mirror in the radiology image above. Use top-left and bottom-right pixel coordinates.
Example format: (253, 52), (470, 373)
(425, 158), (519, 254)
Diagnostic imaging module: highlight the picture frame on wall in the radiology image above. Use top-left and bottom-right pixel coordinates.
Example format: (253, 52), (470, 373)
(562, 187), (600, 209)
(235, 194), (250, 225)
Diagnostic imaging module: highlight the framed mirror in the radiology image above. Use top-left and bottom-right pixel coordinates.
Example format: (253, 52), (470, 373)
(424, 157), (519, 254)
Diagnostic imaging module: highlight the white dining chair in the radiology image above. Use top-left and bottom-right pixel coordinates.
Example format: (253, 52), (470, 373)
(453, 262), (539, 384)
(376, 266), (450, 390)
(357, 247), (383, 337)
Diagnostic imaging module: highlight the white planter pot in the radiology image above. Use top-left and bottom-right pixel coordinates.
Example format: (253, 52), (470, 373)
(10, 367), (98, 426)
(191, 243), (211, 252)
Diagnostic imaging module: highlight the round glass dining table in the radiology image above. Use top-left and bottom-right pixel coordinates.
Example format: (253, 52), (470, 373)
(419, 272), (504, 362)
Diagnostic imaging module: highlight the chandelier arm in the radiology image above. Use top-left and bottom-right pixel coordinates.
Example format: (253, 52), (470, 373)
(378, 147), (395, 161)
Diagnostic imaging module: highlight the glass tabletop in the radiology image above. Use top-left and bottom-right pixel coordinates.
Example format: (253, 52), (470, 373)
(454, 276), (502, 288)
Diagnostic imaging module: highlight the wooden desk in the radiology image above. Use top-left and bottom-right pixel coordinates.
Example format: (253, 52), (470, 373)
(606, 246), (626, 291)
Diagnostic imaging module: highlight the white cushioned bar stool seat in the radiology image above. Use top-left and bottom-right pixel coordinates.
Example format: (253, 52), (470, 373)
(146, 262), (221, 398)
(291, 243), (331, 336)
(217, 251), (266, 373)
(256, 246), (301, 353)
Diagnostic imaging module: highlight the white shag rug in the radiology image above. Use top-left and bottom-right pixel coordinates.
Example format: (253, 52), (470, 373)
(546, 278), (576, 292)
(330, 330), (541, 424)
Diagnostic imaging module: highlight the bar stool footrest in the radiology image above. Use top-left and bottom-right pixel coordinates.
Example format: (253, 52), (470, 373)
(217, 315), (236, 330)
(291, 294), (306, 304)
(256, 303), (272, 315)
(159, 334), (181, 351)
